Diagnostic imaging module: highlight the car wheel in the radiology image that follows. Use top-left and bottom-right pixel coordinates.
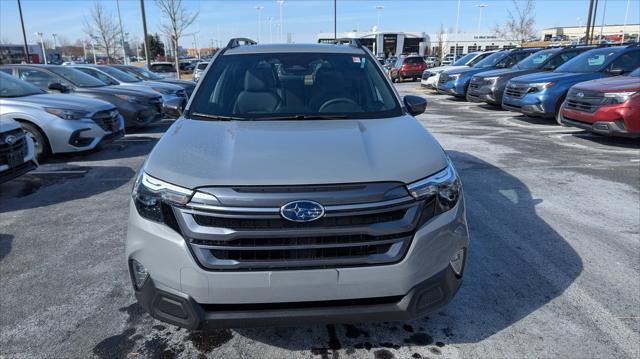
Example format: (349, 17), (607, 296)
(20, 122), (49, 159)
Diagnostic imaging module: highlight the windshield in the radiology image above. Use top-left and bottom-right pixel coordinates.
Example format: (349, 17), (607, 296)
(123, 66), (164, 80)
(630, 68), (640, 77)
(189, 52), (402, 120)
(514, 49), (558, 70)
(473, 52), (508, 69)
(555, 48), (621, 73)
(0, 72), (45, 97)
(49, 66), (107, 87)
(452, 53), (476, 66)
(98, 66), (141, 83)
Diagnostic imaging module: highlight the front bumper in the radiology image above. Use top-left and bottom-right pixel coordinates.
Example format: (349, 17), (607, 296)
(46, 115), (125, 154)
(120, 102), (163, 128)
(421, 75), (439, 89)
(0, 135), (37, 183)
(502, 93), (554, 118)
(436, 79), (467, 97)
(126, 196), (469, 329)
(467, 85), (501, 104)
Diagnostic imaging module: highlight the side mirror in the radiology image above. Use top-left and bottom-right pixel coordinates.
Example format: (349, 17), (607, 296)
(404, 95), (427, 116)
(542, 64), (556, 71)
(164, 97), (186, 117)
(48, 82), (68, 93)
(608, 68), (624, 76)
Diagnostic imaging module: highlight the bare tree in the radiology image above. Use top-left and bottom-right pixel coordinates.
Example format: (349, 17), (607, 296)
(83, 1), (119, 63)
(493, 0), (536, 44)
(155, 0), (197, 78)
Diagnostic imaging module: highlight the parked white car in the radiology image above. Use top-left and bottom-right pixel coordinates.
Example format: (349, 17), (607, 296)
(0, 116), (37, 183)
(421, 51), (497, 89)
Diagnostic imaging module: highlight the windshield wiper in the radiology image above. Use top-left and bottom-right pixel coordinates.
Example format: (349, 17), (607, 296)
(252, 114), (350, 121)
(190, 112), (246, 121)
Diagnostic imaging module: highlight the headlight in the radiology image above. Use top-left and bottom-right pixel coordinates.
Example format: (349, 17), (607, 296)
(528, 82), (555, 93)
(132, 171), (193, 223)
(448, 73), (462, 80)
(115, 94), (144, 103)
(406, 161), (461, 214)
(44, 108), (89, 120)
(484, 76), (501, 83)
(604, 91), (636, 104)
(151, 87), (172, 95)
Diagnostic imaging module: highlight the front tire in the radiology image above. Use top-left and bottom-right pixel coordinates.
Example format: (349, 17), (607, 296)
(555, 96), (568, 126)
(20, 122), (49, 159)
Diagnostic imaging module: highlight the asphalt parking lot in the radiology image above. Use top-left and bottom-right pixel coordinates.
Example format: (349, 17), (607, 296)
(1, 81), (638, 359)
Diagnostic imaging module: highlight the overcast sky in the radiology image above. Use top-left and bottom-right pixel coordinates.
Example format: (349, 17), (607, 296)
(1, 0), (638, 47)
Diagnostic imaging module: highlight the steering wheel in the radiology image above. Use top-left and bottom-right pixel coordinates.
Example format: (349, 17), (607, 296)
(318, 98), (359, 112)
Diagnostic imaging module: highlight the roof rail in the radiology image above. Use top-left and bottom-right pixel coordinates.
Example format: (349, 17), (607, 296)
(328, 38), (363, 48)
(225, 38), (257, 50)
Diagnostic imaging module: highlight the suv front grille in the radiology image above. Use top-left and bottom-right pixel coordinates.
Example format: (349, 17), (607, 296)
(505, 83), (528, 98)
(565, 89), (604, 113)
(0, 128), (27, 165)
(438, 73), (449, 84)
(171, 184), (429, 270)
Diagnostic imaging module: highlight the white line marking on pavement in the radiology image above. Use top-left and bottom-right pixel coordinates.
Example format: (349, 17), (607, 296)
(30, 170), (88, 175)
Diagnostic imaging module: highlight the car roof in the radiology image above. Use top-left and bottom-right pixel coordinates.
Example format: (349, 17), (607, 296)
(224, 43), (364, 55)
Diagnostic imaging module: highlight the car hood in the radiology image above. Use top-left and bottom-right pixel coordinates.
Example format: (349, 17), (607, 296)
(79, 85), (160, 99)
(572, 76), (640, 93)
(510, 71), (599, 84)
(157, 79), (195, 87)
(144, 115), (448, 189)
(4, 93), (114, 112)
(474, 67), (537, 79)
(141, 81), (183, 91)
(428, 65), (468, 73)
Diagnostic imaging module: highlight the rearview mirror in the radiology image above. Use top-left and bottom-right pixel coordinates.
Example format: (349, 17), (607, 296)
(48, 82), (68, 93)
(404, 95), (427, 116)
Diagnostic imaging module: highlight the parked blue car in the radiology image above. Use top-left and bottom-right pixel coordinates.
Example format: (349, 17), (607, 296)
(436, 48), (541, 98)
(502, 45), (640, 119)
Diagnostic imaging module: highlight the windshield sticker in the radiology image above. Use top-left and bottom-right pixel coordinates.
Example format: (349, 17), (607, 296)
(587, 55), (606, 66)
(352, 57), (361, 63)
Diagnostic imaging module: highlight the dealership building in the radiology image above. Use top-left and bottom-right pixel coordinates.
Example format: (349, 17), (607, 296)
(317, 31), (519, 58)
(541, 24), (640, 41)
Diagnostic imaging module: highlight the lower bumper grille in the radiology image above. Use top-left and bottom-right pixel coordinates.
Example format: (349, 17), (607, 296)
(92, 109), (121, 132)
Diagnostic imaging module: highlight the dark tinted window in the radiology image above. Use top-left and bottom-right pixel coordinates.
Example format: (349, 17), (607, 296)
(452, 53), (477, 66)
(404, 57), (424, 64)
(0, 72), (44, 97)
(150, 64), (176, 72)
(49, 66), (107, 87)
(190, 52), (401, 120)
(474, 52), (509, 68)
(196, 62), (209, 70)
(514, 50), (557, 70)
(609, 50), (640, 74)
(98, 66), (141, 83)
(75, 67), (118, 85)
(0, 68), (12, 75)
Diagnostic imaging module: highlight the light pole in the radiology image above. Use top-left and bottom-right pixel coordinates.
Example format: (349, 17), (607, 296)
(116, 0), (127, 64)
(476, 4), (488, 36)
(51, 33), (58, 51)
(598, 0), (607, 40)
(621, 0), (630, 44)
(35, 32), (47, 64)
(277, 0), (284, 42)
(91, 36), (98, 64)
(375, 5), (384, 31)
(82, 41), (87, 62)
(17, 0), (31, 63)
(255, 6), (264, 42)
(453, 0), (461, 61)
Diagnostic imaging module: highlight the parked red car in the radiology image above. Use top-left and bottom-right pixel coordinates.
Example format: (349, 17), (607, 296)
(559, 67), (640, 138)
(390, 56), (427, 82)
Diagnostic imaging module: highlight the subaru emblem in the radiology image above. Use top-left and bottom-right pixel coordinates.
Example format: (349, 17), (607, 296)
(4, 135), (17, 145)
(280, 200), (325, 222)
(577, 92), (584, 98)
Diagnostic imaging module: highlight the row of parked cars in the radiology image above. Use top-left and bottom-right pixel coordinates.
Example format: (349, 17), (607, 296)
(0, 63), (197, 183)
(422, 44), (640, 138)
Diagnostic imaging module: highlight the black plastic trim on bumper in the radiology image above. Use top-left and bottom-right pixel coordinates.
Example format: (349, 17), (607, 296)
(0, 160), (37, 184)
(133, 265), (464, 330)
(561, 117), (640, 139)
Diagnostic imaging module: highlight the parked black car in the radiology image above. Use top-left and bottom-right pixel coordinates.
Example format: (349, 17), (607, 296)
(110, 65), (196, 97)
(466, 46), (596, 105)
(0, 64), (163, 128)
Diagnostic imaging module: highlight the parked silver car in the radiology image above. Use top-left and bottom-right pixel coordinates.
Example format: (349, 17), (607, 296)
(0, 117), (37, 183)
(126, 39), (469, 330)
(192, 61), (209, 82)
(0, 72), (124, 158)
(148, 62), (179, 80)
